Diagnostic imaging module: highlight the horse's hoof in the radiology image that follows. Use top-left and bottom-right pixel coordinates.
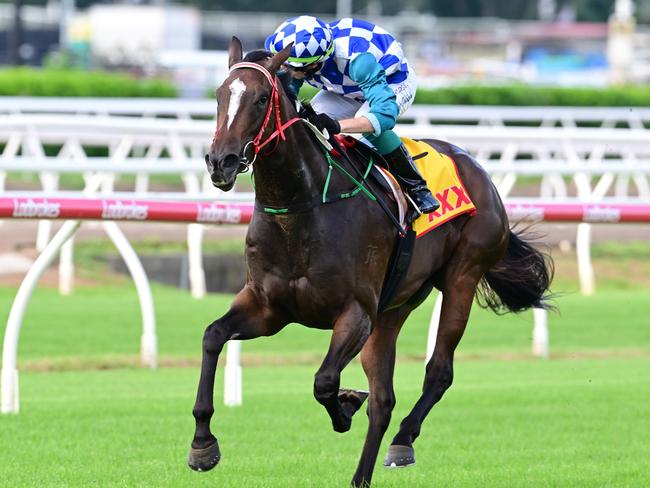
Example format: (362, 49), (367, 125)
(383, 444), (415, 468)
(333, 389), (369, 433)
(188, 441), (221, 472)
(338, 388), (369, 416)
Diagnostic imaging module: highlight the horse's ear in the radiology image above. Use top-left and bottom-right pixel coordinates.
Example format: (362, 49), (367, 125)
(268, 43), (293, 74)
(228, 36), (243, 68)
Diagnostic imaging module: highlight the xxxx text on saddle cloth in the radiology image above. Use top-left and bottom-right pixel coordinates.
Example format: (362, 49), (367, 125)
(400, 138), (477, 237)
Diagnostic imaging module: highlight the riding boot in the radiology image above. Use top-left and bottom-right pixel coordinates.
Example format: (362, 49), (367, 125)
(383, 144), (440, 214)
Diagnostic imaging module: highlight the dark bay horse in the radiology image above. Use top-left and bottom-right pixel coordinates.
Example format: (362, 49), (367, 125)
(188, 37), (553, 487)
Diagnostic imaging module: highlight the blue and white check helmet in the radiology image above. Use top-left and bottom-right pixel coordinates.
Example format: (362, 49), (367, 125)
(265, 16), (334, 67)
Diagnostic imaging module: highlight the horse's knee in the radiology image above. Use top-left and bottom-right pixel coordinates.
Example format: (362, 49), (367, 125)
(313, 371), (339, 403)
(369, 391), (395, 429)
(202, 320), (229, 354)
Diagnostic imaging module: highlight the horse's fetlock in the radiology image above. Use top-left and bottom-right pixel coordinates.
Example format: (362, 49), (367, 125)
(192, 405), (214, 421)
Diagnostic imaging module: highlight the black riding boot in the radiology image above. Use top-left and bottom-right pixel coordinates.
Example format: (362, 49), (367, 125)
(384, 144), (440, 214)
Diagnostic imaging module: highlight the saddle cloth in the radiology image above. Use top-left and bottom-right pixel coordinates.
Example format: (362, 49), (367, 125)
(327, 132), (476, 237)
(401, 138), (477, 238)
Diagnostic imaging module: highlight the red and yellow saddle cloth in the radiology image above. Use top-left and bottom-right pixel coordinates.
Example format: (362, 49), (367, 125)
(401, 138), (477, 238)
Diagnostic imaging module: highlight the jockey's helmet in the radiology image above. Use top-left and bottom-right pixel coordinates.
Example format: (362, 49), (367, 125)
(265, 16), (334, 67)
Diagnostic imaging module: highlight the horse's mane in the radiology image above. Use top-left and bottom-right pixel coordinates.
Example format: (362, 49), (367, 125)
(241, 50), (323, 126)
(242, 50), (300, 107)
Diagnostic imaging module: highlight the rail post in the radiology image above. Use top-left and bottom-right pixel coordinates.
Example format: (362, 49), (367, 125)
(224, 341), (242, 406)
(1, 220), (81, 414)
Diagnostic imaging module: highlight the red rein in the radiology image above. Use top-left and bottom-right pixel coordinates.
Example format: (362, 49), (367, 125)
(229, 62), (302, 156)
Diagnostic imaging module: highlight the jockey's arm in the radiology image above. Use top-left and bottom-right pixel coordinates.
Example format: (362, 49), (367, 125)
(339, 116), (374, 134)
(283, 54), (399, 135)
(340, 53), (399, 136)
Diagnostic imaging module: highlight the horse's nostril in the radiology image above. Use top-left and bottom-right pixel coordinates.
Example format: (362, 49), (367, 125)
(205, 154), (214, 173)
(222, 153), (240, 168)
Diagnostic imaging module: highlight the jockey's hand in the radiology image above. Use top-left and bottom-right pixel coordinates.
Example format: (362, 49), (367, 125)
(313, 113), (341, 137)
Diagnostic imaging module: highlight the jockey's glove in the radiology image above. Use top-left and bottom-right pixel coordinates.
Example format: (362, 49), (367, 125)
(313, 113), (341, 137)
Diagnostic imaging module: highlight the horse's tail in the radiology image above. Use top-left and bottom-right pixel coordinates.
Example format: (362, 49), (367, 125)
(476, 229), (555, 314)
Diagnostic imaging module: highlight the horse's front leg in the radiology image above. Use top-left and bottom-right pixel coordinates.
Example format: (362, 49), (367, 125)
(314, 301), (372, 433)
(188, 286), (287, 471)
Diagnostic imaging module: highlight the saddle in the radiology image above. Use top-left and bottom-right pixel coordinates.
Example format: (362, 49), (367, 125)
(331, 135), (413, 223)
(301, 119), (476, 312)
(326, 134), (477, 312)
(331, 134), (477, 238)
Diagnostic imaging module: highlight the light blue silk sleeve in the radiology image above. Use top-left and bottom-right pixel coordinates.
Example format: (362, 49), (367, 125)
(348, 53), (399, 136)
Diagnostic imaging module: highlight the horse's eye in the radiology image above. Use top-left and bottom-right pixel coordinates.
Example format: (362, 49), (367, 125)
(258, 96), (269, 105)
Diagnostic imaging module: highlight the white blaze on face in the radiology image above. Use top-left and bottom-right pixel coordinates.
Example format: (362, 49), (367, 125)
(226, 78), (247, 130)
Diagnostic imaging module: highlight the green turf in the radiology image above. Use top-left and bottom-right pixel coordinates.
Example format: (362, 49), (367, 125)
(1, 284), (648, 368)
(0, 248), (648, 486)
(0, 358), (648, 487)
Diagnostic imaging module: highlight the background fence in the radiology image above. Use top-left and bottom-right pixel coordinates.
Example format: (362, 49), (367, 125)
(2, 103), (649, 297)
(2, 99), (649, 414)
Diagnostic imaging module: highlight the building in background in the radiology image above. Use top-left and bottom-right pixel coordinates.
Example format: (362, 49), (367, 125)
(1, 3), (649, 94)
(84, 5), (200, 67)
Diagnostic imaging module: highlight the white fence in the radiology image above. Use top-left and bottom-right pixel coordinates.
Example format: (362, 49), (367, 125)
(1, 103), (649, 415)
(2, 112), (649, 297)
(4, 97), (650, 128)
(2, 196), (649, 414)
(3, 113), (649, 203)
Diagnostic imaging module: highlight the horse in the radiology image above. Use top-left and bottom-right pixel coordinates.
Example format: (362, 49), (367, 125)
(188, 37), (553, 487)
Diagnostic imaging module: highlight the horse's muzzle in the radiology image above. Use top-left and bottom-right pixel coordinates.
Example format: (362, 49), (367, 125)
(205, 152), (239, 191)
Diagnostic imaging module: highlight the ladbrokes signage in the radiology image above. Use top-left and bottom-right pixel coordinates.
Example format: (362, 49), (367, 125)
(196, 203), (241, 224)
(101, 200), (148, 220)
(12, 198), (61, 218)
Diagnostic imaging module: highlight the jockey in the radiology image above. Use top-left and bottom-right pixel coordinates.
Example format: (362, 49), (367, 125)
(265, 15), (440, 214)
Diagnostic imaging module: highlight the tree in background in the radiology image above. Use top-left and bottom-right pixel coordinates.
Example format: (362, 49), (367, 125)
(3, 0), (646, 22)
(554, 0), (616, 21)
(172, 0), (339, 12)
(425, 0), (539, 19)
(172, 0), (644, 23)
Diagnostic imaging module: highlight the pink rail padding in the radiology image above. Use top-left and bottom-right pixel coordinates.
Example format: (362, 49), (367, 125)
(1, 197), (649, 224)
(504, 202), (650, 223)
(0, 197), (254, 224)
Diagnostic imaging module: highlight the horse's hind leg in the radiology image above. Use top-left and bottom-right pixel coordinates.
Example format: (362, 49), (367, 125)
(351, 311), (404, 488)
(314, 300), (371, 433)
(188, 286), (287, 472)
(385, 264), (483, 468)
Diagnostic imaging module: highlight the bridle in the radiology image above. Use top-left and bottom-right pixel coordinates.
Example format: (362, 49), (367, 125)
(228, 63), (406, 237)
(228, 61), (302, 172)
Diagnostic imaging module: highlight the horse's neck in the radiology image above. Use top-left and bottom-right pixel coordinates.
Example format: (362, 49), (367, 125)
(252, 105), (328, 207)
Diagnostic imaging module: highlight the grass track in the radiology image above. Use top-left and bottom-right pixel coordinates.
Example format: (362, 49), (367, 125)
(1, 277), (648, 486)
(1, 285), (648, 367)
(0, 358), (648, 487)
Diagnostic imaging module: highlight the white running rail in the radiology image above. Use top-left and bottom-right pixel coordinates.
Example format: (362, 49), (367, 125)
(2, 113), (649, 296)
(3, 98), (650, 128)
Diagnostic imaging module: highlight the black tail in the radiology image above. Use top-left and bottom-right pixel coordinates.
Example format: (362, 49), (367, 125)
(477, 229), (555, 314)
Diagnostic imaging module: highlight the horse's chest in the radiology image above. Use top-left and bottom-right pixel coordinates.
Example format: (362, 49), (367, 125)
(247, 243), (345, 323)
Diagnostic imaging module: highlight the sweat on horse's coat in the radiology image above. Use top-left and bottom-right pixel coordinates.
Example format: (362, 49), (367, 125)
(189, 37), (554, 488)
